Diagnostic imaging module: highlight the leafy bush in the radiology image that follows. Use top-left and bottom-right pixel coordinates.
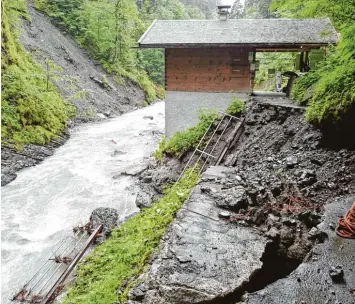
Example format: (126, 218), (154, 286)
(226, 96), (245, 115)
(157, 110), (218, 158)
(63, 169), (199, 304)
(1, 0), (74, 148)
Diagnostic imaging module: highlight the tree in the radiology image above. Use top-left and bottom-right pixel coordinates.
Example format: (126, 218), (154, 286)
(230, 0), (244, 19)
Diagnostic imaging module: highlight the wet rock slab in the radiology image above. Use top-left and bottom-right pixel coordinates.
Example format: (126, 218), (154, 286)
(128, 167), (268, 304)
(246, 197), (355, 304)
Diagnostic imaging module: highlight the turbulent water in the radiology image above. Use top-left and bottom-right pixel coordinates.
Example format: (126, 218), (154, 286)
(1, 102), (164, 303)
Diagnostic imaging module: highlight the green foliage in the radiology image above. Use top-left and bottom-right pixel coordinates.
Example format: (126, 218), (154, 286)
(152, 137), (166, 160)
(254, 52), (296, 91)
(158, 110), (218, 158)
(33, 0), (204, 102)
(1, 0), (74, 148)
(226, 96), (245, 115)
(244, 0), (273, 18)
(140, 49), (164, 86)
(291, 71), (320, 104)
(63, 169), (199, 304)
(305, 25), (355, 123)
(271, 0), (355, 124)
(270, 0), (354, 28)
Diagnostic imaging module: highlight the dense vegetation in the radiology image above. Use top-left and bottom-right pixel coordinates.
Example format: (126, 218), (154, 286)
(271, 0), (355, 124)
(63, 169), (199, 304)
(1, 0), (74, 148)
(33, 0), (205, 102)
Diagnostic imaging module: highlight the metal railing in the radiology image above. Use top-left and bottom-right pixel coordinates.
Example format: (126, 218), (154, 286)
(12, 225), (102, 304)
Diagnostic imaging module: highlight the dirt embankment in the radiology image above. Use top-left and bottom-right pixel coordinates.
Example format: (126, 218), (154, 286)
(1, 2), (147, 186)
(127, 99), (355, 304)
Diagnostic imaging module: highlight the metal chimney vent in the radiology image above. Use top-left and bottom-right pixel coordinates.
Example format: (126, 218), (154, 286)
(217, 2), (231, 21)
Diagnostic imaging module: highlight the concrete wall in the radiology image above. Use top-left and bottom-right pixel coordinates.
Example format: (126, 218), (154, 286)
(165, 91), (249, 138)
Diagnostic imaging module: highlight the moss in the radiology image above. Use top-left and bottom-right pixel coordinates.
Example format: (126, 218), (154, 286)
(62, 168), (199, 304)
(152, 137), (166, 160)
(1, 0), (74, 148)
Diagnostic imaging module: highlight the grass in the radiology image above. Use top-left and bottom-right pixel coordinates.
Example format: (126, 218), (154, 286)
(63, 168), (199, 304)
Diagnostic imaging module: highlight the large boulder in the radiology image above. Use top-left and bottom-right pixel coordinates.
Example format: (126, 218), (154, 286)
(126, 167), (268, 304)
(90, 207), (119, 240)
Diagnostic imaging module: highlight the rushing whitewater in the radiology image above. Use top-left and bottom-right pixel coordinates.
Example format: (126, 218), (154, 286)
(1, 102), (165, 303)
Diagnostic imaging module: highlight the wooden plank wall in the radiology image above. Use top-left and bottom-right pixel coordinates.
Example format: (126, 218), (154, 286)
(165, 47), (251, 92)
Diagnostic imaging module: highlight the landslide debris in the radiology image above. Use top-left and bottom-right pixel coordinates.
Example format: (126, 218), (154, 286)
(126, 167), (269, 304)
(128, 99), (355, 303)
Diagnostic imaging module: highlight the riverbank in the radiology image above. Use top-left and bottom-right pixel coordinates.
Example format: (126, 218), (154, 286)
(1, 103), (165, 303)
(1, 2), (147, 186)
(122, 100), (355, 303)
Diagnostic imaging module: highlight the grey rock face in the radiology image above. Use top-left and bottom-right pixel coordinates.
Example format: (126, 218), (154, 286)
(127, 167), (268, 304)
(203, 185), (248, 212)
(246, 198), (355, 304)
(135, 191), (153, 209)
(1, 169), (17, 186)
(90, 207), (119, 240)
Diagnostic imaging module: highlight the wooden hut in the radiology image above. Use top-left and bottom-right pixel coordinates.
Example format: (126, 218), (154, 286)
(138, 17), (338, 136)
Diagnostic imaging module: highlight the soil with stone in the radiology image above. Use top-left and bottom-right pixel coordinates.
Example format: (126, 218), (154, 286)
(1, 2), (147, 186)
(129, 99), (355, 304)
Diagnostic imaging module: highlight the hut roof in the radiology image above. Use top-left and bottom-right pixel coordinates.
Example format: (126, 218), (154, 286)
(138, 18), (338, 48)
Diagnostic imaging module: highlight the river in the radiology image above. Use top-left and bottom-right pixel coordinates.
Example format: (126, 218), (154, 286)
(1, 102), (165, 303)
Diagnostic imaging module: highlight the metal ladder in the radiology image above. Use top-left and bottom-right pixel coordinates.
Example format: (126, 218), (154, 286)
(178, 111), (241, 181)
